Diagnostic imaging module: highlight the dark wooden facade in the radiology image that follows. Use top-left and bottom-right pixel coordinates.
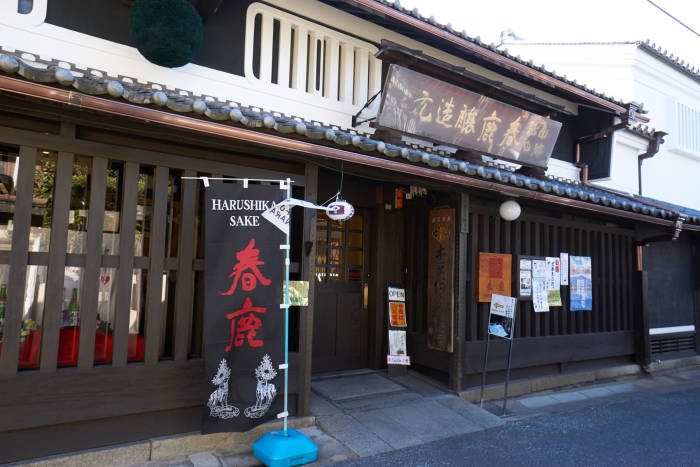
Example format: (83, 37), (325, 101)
(0, 72), (698, 466)
(0, 101), (312, 463)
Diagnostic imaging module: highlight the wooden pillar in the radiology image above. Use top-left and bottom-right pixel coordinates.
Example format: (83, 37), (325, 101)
(450, 193), (469, 392)
(371, 205), (386, 369)
(298, 163), (318, 416)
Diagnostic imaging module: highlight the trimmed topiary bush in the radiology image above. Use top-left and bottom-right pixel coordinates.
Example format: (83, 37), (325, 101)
(130, 0), (203, 68)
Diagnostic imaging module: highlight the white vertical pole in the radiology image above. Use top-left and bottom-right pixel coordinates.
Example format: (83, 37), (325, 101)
(284, 178), (291, 435)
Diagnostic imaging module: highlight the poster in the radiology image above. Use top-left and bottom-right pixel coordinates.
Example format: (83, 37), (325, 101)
(532, 259), (546, 278)
(389, 302), (407, 327)
(388, 330), (407, 356)
(285, 281), (308, 306)
(519, 269), (532, 296)
(570, 256), (593, 311)
(478, 252), (512, 302)
(203, 183), (285, 433)
(545, 257), (562, 307)
(488, 294), (517, 340)
(532, 278), (549, 312)
(560, 253), (569, 286)
(427, 209), (455, 352)
(519, 259), (532, 271)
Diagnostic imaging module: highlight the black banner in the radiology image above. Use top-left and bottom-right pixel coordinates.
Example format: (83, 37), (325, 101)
(202, 182), (285, 433)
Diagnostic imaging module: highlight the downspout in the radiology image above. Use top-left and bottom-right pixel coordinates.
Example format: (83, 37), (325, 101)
(637, 131), (667, 196)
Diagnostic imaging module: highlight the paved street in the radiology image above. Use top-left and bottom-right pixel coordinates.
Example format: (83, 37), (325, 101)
(336, 381), (700, 466)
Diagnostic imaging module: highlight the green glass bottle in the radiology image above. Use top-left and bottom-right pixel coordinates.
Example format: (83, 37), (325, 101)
(66, 287), (80, 327)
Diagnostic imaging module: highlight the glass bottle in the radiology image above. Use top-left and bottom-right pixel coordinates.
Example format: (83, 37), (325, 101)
(66, 287), (80, 327)
(0, 283), (6, 340)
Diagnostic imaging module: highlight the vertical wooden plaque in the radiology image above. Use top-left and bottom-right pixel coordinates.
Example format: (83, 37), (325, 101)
(427, 208), (455, 352)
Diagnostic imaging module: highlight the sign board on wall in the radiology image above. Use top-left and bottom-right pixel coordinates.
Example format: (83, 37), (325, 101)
(203, 183), (285, 433)
(478, 253), (512, 302)
(570, 256), (593, 311)
(376, 65), (562, 168)
(427, 208), (455, 352)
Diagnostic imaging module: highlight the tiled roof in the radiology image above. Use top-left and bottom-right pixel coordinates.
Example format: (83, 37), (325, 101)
(1, 48), (698, 227)
(333, 0), (637, 111)
(637, 40), (700, 84)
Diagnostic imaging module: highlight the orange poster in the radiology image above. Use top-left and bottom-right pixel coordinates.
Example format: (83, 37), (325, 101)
(389, 302), (407, 327)
(478, 252), (512, 302)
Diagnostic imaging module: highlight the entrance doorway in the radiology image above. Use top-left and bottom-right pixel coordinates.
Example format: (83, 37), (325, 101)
(312, 210), (369, 372)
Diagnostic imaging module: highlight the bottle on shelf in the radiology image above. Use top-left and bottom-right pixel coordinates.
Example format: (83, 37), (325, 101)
(66, 287), (80, 327)
(0, 283), (6, 340)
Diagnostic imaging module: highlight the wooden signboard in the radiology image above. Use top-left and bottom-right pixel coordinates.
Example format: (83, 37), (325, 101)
(376, 65), (562, 169)
(477, 252), (512, 302)
(427, 208), (455, 352)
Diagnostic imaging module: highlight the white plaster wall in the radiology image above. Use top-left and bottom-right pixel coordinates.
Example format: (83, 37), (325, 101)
(507, 43), (700, 209)
(590, 130), (646, 195)
(0, 1), (577, 131)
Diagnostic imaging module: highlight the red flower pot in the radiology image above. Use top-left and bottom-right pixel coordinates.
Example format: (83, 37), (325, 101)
(94, 329), (113, 363)
(58, 327), (80, 366)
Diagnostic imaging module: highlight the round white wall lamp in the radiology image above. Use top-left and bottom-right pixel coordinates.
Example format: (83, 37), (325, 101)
(499, 199), (521, 221)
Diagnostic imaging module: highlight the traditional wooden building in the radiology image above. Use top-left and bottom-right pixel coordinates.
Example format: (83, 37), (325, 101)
(0, 0), (698, 462)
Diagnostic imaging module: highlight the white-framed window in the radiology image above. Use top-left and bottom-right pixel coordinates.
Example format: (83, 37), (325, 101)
(0, 0), (46, 26)
(244, 3), (382, 111)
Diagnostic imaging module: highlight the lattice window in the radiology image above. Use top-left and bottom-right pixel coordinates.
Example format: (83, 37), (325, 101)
(675, 102), (700, 157)
(244, 3), (382, 110)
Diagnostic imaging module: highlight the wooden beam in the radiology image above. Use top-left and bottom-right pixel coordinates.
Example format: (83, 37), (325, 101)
(298, 163), (318, 416)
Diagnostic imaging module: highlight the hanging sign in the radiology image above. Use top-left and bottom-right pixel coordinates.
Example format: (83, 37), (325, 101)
(285, 281), (309, 307)
(427, 209), (455, 352)
(560, 253), (569, 286)
(376, 65), (562, 168)
(478, 252), (512, 302)
(570, 256), (593, 311)
(203, 183), (285, 433)
(488, 294), (517, 340)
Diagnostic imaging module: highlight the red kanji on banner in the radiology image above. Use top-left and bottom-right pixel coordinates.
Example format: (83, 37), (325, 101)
(226, 297), (266, 350)
(220, 238), (271, 295)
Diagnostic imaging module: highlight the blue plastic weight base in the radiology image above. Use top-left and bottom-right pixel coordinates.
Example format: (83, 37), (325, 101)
(253, 428), (318, 467)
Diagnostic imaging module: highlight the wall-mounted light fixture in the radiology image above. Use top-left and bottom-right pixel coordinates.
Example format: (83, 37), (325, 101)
(498, 199), (521, 221)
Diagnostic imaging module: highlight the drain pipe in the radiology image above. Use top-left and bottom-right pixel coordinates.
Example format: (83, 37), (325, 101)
(638, 131), (667, 196)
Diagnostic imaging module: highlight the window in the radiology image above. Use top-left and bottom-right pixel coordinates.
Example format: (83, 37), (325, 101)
(315, 212), (363, 283)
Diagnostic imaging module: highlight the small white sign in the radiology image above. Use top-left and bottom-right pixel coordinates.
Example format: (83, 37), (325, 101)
(560, 253), (569, 285)
(388, 286), (406, 302)
(388, 330), (407, 356)
(387, 355), (411, 365)
(532, 278), (549, 312)
(519, 269), (532, 296)
(519, 259), (532, 270)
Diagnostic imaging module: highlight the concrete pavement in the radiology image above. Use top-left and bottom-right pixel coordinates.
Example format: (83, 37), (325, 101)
(18, 357), (700, 467)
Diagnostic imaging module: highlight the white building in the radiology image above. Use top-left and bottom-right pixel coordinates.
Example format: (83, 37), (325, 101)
(504, 41), (700, 210)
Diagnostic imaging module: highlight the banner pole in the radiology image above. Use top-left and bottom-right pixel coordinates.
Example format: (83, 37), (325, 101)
(284, 179), (291, 436)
